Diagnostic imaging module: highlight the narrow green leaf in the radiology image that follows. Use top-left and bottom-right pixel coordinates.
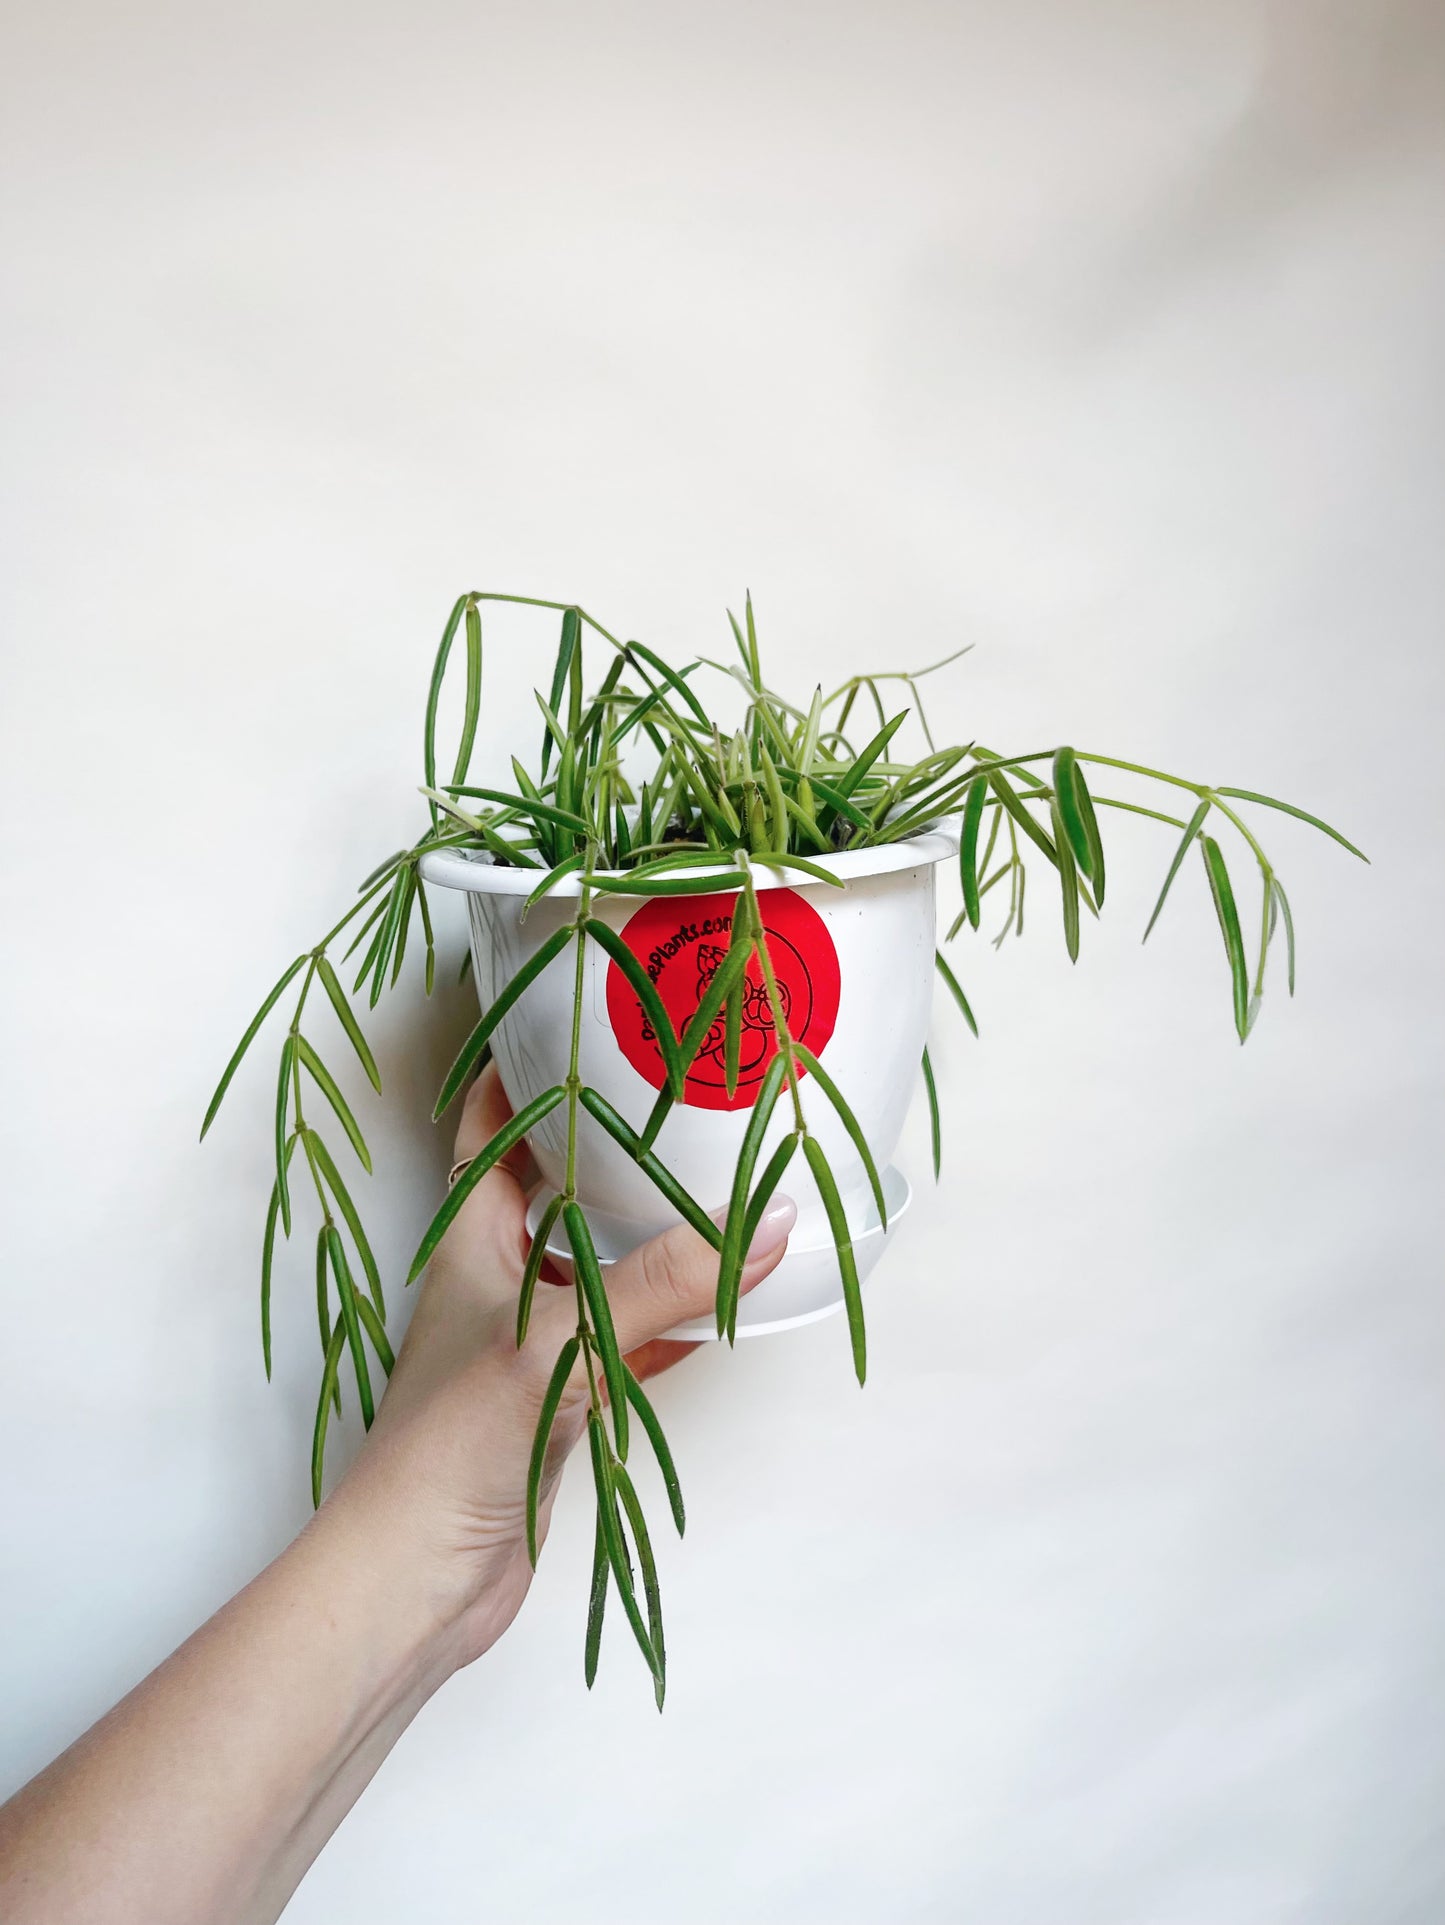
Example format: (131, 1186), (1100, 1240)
(587, 1414), (661, 1683)
(793, 1044), (888, 1228)
(674, 921), (752, 1080)
(368, 869), (409, 1010)
(433, 924), (575, 1120)
(443, 785), (590, 838)
(540, 608), (580, 775)
(613, 1461), (666, 1710)
(350, 902), (392, 991)
(522, 852), (586, 914)
(584, 1513), (608, 1687)
(627, 908), (750, 1147)
(431, 806), (543, 869)
(1143, 798), (1211, 941)
(417, 879), (436, 996)
(355, 848), (408, 895)
(1273, 877), (1297, 995)
(1052, 747), (1093, 882)
(296, 1036), (372, 1173)
(728, 606), (751, 676)
(311, 1319), (347, 1509)
(747, 851), (845, 889)
(315, 955), (381, 1093)
(517, 1194), (563, 1347)
(408, 1085), (567, 1283)
(744, 590), (762, 684)
(832, 710), (909, 807)
(304, 1128), (384, 1319)
(803, 1136), (865, 1386)
(584, 920), (685, 1099)
(668, 746), (738, 840)
(327, 1226), (374, 1429)
(1071, 758), (1106, 905)
(274, 1036), (295, 1237)
(719, 1124), (804, 1339)
(1214, 788), (1367, 861)
(623, 1366), (685, 1536)
(864, 749), (976, 840)
(566, 1203), (628, 1459)
(314, 1226), (340, 1413)
(798, 684), (823, 772)
(577, 650), (629, 741)
(608, 684), (671, 749)
(1050, 798), (1081, 963)
(451, 599), (482, 785)
(546, 743), (577, 858)
(987, 770), (1059, 868)
(759, 740), (790, 853)
(783, 793), (829, 853)
(715, 1052), (789, 1337)
(588, 868), (747, 898)
(801, 773), (873, 833)
(734, 1134), (798, 1340)
(978, 799), (1003, 881)
(934, 951), (979, 1038)
(567, 614), (584, 735)
(723, 974), (743, 1099)
(1200, 835), (1251, 1042)
(921, 1047), (941, 1181)
(510, 753), (544, 803)
(260, 1133), (299, 1379)
(626, 638), (713, 728)
(200, 954), (307, 1139)
(959, 776), (986, 930)
(354, 1292), (394, 1375)
(1252, 868), (1273, 1002)
(389, 864), (416, 989)
(423, 594), (469, 831)
(617, 847), (741, 877)
(341, 894), (390, 965)
(526, 1335), (580, 1566)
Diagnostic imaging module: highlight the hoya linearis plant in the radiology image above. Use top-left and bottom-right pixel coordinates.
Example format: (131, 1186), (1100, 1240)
(202, 589), (1364, 1702)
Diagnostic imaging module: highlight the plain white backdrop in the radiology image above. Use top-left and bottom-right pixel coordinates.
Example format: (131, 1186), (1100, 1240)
(2, 2), (1443, 1919)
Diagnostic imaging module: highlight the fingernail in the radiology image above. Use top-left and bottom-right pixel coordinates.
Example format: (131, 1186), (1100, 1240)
(745, 1193), (796, 1262)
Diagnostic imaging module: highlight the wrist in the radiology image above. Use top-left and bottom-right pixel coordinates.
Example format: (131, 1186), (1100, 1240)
(291, 1482), (474, 1709)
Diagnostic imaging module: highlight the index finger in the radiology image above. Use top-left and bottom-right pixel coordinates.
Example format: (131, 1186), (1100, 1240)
(453, 1061), (537, 1186)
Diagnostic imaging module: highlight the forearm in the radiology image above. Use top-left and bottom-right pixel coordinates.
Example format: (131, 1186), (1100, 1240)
(0, 1069), (789, 1921)
(0, 1496), (461, 1925)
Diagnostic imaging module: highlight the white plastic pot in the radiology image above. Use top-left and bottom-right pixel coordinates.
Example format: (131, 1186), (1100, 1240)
(419, 832), (955, 1339)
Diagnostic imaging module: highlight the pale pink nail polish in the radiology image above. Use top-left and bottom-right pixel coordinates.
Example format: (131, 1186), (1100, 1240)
(745, 1194), (796, 1261)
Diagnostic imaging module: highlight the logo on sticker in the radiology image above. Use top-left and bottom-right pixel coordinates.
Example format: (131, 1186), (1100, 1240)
(604, 889), (840, 1110)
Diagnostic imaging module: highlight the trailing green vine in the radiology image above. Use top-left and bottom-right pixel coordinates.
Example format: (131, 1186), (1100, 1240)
(202, 589), (1365, 1701)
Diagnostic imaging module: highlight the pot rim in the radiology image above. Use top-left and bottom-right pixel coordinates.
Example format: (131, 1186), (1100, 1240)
(419, 826), (958, 898)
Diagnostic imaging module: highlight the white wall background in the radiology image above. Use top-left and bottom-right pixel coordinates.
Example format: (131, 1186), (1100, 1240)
(3, 3), (1443, 1919)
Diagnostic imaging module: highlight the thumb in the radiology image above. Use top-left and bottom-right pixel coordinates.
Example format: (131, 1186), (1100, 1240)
(602, 1194), (797, 1352)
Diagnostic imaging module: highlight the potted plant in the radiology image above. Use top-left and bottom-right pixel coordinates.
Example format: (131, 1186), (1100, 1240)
(201, 589), (1363, 1703)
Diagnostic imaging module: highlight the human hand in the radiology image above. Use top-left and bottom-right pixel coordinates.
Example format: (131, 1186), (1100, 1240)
(323, 1064), (796, 1674)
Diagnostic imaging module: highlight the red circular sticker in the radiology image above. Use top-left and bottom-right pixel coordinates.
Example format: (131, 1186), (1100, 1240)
(605, 889), (840, 1111)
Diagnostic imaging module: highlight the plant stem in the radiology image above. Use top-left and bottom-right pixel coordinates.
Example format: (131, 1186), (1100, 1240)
(286, 959), (331, 1223)
(560, 844), (607, 1418)
(462, 593), (626, 655)
(736, 852), (807, 1136)
(1072, 752), (1208, 798)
